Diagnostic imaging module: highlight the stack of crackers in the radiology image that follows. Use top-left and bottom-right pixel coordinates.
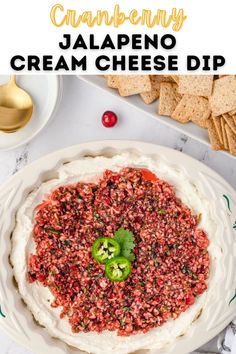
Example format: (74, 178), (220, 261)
(104, 75), (236, 156)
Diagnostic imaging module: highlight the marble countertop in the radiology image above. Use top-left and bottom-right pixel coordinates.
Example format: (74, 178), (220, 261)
(0, 75), (235, 354)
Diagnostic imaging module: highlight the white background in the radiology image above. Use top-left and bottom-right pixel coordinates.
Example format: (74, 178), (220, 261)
(0, 0), (236, 73)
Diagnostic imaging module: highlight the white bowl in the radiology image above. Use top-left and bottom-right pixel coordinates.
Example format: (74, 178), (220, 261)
(0, 140), (236, 354)
(0, 75), (63, 151)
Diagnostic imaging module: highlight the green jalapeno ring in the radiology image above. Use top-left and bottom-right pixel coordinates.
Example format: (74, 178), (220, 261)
(92, 237), (121, 264)
(105, 256), (131, 282)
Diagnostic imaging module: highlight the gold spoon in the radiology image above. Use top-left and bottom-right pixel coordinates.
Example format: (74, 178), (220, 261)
(0, 76), (33, 133)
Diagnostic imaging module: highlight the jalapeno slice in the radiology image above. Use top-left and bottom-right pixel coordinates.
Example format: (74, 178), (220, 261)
(92, 237), (120, 264)
(105, 256), (131, 282)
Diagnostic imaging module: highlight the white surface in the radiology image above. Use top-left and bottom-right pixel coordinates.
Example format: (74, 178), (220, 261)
(78, 75), (217, 156)
(0, 75), (61, 151)
(0, 76), (236, 354)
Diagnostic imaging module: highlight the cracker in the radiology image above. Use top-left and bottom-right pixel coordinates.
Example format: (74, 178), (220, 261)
(212, 116), (223, 145)
(162, 75), (175, 83)
(221, 117), (229, 150)
(140, 90), (158, 104)
(225, 125), (236, 156)
(171, 75), (179, 83)
(178, 75), (213, 97)
(106, 75), (119, 89)
(149, 75), (175, 84)
(209, 76), (236, 116)
(171, 95), (211, 124)
(229, 108), (236, 116)
(150, 76), (163, 90)
(158, 83), (182, 116)
(223, 113), (236, 135)
(207, 119), (223, 150)
(192, 115), (209, 128)
(118, 76), (151, 97)
(140, 76), (161, 104)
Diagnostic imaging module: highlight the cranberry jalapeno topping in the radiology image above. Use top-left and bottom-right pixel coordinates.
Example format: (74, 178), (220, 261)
(28, 167), (210, 336)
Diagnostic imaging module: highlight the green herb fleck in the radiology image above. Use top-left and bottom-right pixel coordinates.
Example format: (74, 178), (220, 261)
(181, 265), (188, 274)
(119, 316), (126, 326)
(173, 243), (180, 249)
(158, 209), (167, 215)
(93, 212), (99, 220)
(182, 266), (198, 280)
(139, 281), (145, 287)
(80, 321), (87, 328)
(45, 228), (61, 234)
(62, 239), (70, 246)
(123, 306), (130, 311)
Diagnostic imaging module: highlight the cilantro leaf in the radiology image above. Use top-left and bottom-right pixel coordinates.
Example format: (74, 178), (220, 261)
(122, 248), (135, 262)
(114, 228), (135, 262)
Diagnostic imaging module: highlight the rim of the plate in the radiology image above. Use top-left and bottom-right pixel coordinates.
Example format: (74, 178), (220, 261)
(0, 76), (63, 152)
(0, 140), (236, 354)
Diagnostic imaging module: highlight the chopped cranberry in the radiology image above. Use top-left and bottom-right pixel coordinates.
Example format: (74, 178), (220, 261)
(102, 111), (118, 128)
(186, 294), (195, 305)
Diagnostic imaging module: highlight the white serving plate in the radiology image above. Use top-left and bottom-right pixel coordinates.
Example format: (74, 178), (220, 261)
(0, 140), (236, 354)
(77, 75), (235, 160)
(0, 75), (63, 151)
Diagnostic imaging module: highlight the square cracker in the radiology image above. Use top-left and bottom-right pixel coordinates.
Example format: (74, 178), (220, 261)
(223, 113), (236, 135)
(178, 75), (213, 97)
(149, 75), (175, 84)
(207, 119), (223, 150)
(209, 76), (236, 116)
(140, 90), (159, 104)
(229, 108), (236, 116)
(225, 125), (236, 156)
(162, 75), (175, 83)
(140, 76), (161, 104)
(212, 116), (223, 145)
(221, 117), (229, 150)
(118, 76), (151, 97)
(150, 76), (163, 90)
(171, 75), (179, 83)
(158, 83), (182, 116)
(192, 114), (209, 128)
(171, 95), (211, 124)
(106, 75), (119, 89)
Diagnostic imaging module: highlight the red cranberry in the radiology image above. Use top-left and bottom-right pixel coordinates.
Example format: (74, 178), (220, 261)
(186, 294), (195, 305)
(102, 111), (118, 128)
